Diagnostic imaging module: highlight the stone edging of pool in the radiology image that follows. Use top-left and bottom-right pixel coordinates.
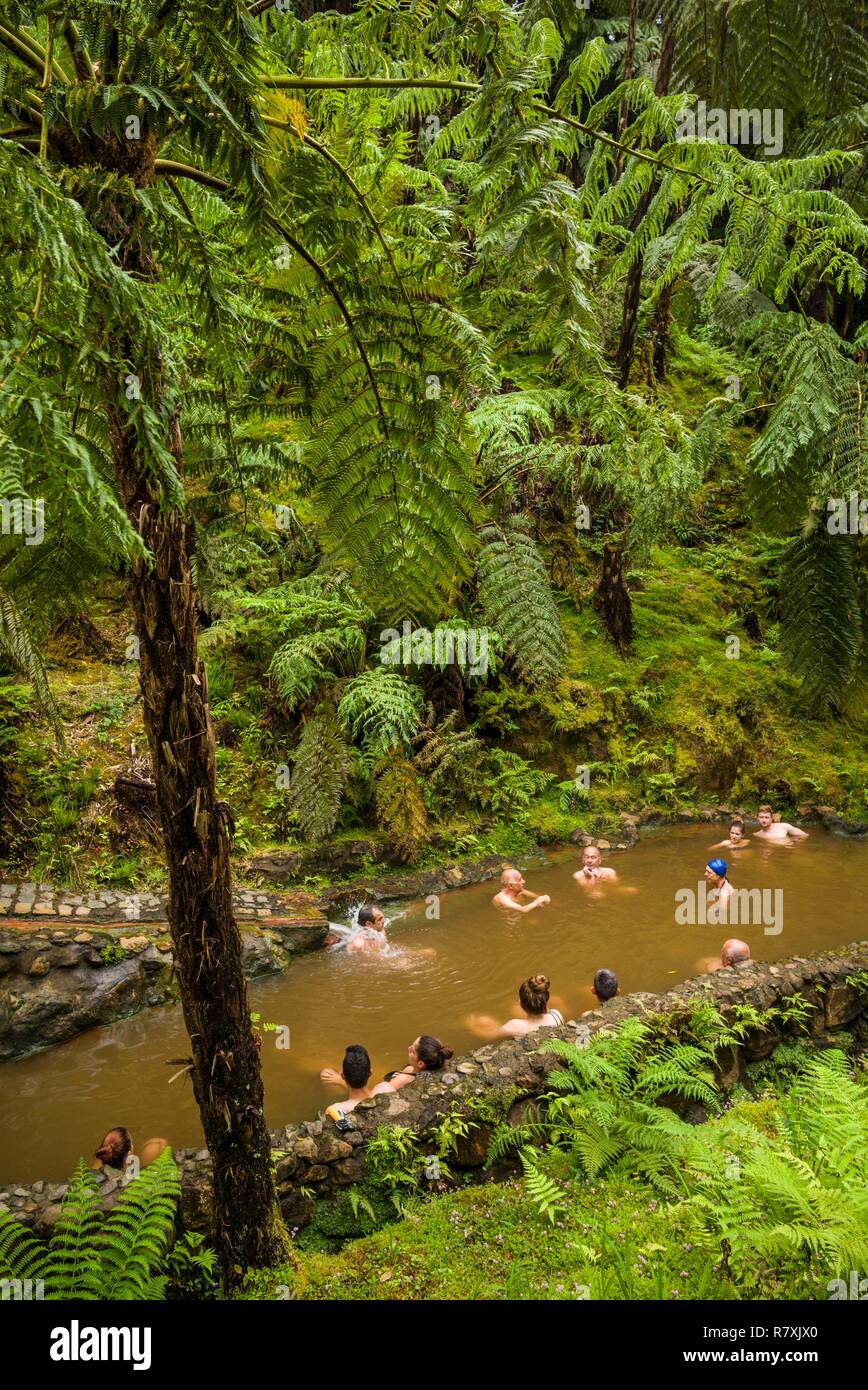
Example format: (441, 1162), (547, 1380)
(3, 938), (866, 1237)
(0, 887), (328, 1060)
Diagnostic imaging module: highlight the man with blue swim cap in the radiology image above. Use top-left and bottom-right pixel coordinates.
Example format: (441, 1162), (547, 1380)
(704, 856), (733, 923)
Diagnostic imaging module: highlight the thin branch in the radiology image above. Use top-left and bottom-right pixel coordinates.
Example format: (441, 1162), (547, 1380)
(266, 212), (390, 439)
(0, 23), (48, 80)
(260, 72), (853, 248)
(0, 21), (69, 84)
(153, 158), (233, 190)
(60, 18), (96, 82)
(263, 75), (478, 92)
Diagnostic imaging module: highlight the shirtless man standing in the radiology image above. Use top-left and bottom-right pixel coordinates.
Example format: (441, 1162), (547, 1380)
(754, 804), (809, 844)
(573, 844), (618, 888)
(492, 867), (550, 914)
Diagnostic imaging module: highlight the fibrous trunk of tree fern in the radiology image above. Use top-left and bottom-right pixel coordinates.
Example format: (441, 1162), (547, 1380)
(614, 18), (675, 390)
(595, 541), (634, 653)
(99, 199), (288, 1282)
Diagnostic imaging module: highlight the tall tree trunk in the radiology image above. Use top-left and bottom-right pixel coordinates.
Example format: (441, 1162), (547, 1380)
(613, 0), (640, 181)
(614, 17), (675, 389)
(97, 182), (289, 1282)
(650, 278), (675, 381)
(604, 17), (676, 649)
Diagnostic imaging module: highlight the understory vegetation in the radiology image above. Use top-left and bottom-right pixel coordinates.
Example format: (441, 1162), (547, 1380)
(3, 528), (868, 886)
(241, 1023), (868, 1301)
(2, 1002), (865, 1301)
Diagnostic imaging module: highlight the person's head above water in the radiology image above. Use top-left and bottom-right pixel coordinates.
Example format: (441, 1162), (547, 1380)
(341, 1044), (372, 1089)
(721, 939), (750, 966)
(729, 820), (745, 842)
(705, 858), (727, 883)
(410, 1035), (454, 1071)
(357, 905), (385, 931)
(756, 804), (774, 829)
(592, 968), (618, 1001)
(582, 846), (602, 869)
(518, 974), (551, 1016)
(95, 1126), (133, 1168)
(500, 867), (525, 892)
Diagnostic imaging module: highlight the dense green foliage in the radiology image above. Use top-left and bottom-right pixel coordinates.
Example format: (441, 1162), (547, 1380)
(1, 0), (867, 883)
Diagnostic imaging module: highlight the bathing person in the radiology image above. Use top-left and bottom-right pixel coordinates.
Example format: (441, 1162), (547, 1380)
(320, 1044), (393, 1117)
(346, 905), (388, 955)
(712, 819), (749, 850)
(385, 1035), (454, 1091)
(592, 968), (619, 1002)
(574, 844), (618, 887)
(754, 804), (808, 843)
(93, 1127), (169, 1175)
(705, 858), (733, 923)
(492, 866), (550, 913)
(578, 968), (619, 1016)
(702, 938), (751, 973)
(467, 974), (565, 1039)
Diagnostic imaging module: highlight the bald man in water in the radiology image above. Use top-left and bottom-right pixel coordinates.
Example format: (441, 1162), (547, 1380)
(701, 938), (751, 973)
(492, 867), (550, 914)
(574, 844), (617, 888)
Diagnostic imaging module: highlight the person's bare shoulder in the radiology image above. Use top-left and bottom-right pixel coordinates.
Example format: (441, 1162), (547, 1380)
(499, 1018), (527, 1037)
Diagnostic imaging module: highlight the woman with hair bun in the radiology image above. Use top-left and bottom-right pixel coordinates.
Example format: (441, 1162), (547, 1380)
(92, 1126), (169, 1176)
(385, 1035), (454, 1091)
(467, 975), (565, 1040)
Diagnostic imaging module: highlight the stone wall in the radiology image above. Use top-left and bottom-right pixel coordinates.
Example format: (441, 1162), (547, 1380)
(4, 939), (866, 1237)
(0, 892), (327, 1059)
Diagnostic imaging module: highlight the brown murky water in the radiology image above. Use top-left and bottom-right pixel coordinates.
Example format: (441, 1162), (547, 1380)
(1, 825), (866, 1182)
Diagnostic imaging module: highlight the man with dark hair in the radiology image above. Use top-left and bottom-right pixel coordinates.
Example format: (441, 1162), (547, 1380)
(320, 1044), (393, 1117)
(347, 904), (389, 955)
(579, 967), (620, 1016)
(592, 968), (619, 1002)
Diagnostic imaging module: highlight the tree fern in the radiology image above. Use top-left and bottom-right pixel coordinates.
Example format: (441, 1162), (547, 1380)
(337, 667), (422, 756)
(289, 704), (350, 841)
(520, 1149), (565, 1224)
(777, 529), (865, 713)
(476, 516), (566, 687)
(679, 1052), (868, 1279)
(411, 706), (484, 812)
(373, 746), (429, 861)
